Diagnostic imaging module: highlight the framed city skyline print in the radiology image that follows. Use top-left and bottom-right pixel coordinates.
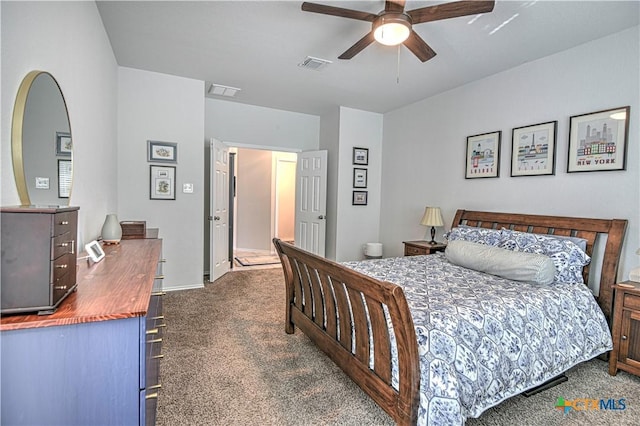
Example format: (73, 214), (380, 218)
(511, 121), (557, 177)
(465, 131), (501, 179)
(567, 106), (629, 173)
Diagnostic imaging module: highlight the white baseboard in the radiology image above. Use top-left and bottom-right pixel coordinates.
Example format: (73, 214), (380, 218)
(162, 283), (205, 292)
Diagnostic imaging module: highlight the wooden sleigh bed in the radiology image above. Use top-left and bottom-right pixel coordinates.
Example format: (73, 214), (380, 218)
(272, 210), (627, 425)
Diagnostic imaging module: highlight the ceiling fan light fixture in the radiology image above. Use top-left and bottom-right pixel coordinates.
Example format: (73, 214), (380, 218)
(373, 15), (411, 46)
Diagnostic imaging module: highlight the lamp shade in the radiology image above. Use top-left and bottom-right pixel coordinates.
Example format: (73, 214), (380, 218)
(420, 207), (444, 227)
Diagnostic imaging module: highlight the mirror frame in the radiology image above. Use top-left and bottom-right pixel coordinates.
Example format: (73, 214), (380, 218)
(11, 70), (72, 206)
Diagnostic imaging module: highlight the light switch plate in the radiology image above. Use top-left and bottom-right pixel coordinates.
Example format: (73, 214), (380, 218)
(35, 177), (50, 189)
(183, 183), (194, 193)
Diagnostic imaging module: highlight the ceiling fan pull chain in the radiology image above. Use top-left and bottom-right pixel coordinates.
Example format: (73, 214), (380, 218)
(397, 45), (401, 84)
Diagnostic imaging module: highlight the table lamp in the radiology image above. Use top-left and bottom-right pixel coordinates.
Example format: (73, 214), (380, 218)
(420, 207), (444, 245)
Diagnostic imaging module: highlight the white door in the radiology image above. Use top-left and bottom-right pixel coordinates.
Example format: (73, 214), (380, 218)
(295, 150), (327, 257)
(210, 138), (230, 281)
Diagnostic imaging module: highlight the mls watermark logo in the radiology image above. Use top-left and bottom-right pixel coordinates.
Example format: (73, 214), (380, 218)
(555, 397), (627, 414)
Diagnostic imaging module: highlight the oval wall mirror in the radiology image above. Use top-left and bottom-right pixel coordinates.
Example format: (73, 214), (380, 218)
(12, 71), (72, 206)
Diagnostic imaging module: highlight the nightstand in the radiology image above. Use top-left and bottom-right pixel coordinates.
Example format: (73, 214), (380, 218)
(609, 280), (640, 377)
(403, 240), (446, 256)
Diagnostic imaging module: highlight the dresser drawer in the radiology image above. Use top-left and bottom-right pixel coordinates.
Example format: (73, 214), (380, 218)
(51, 231), (74, 259)
(51, 252), (74, 283)
(53, 211), (77, 237)
(624, 293), (640, 310)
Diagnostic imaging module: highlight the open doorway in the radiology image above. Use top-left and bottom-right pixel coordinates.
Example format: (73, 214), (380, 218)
(230, 147), (297, 269)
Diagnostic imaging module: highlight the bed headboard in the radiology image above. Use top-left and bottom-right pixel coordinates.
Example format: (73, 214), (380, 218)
(451, 209), (627, 319)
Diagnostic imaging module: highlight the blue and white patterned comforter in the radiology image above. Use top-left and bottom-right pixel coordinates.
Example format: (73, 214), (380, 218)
(343, 253), (612, 425)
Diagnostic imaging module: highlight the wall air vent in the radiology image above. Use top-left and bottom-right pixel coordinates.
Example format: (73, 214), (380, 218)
(298, 56), (332, 71)
(208, 83), (241, 97)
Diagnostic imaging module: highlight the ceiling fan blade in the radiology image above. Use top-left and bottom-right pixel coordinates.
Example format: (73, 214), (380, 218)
(408, 0), (495, 24)
(338, 32), (376, 60)
(403, 31), (437, 62)
(385, 0), (406, 13)
(302, 2), (377, 22)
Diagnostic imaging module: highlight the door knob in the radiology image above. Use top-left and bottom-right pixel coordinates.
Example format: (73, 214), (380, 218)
(318, 215), (325, 220)
(214, 216), (221, 221)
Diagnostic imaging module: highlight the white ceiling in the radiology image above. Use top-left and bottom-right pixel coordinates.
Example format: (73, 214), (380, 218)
(97, 1), (639, 116)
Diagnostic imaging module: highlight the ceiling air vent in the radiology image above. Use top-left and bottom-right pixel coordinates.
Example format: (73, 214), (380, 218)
(298, 56), (332, 71)
(208, 83), (241, 97)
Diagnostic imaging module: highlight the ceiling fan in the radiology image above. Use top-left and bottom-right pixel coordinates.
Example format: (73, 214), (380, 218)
(302, 0), (495, 62)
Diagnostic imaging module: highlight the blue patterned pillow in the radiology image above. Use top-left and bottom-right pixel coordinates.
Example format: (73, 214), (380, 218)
(444, 226), (502, 246)
(498, 229), (590, 283)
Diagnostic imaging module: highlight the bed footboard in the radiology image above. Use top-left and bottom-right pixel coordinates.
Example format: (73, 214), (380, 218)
(273, 239), (420, 425)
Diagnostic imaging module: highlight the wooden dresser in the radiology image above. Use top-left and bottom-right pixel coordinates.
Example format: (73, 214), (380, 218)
(1, 237), (165, 426)
(1, 206), (79, 315)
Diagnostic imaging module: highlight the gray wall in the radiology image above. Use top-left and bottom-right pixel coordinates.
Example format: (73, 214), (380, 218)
(334, 107), (383, 261)
(1, 1), (118, 246)
(318, 107), (341, 260)
(205, 98), (320, 151)
(117, 67), (205, 291)
(380, 26), (640, 291)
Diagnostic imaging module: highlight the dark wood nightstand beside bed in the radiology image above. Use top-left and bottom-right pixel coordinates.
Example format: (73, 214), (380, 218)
(403, 240), (446, 256)
(609, 280), (640, 377)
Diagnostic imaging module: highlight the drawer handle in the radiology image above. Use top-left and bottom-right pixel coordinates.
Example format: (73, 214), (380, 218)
(622, 335), (628, 341)
(148, 384), (162, 391)
(58, 242), (69, 247)
(155, 275), (165, 280)
(145, 392), (159, 400)
(54, 285), (68, 291)
(151, 291), (166, 297)
(146, 328), (159, 335)
(152, 354), (164, 360)
(60, 220), (69, 225)
(148, 338), (163, 344)
(159, 259), (167, 263)
(151, 315), (165, 320)
(55, 264), (68, 269)
(156, 323), (167, 328)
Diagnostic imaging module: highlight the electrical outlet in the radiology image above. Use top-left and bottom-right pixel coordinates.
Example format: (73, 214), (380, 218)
(183, 183), (194, 193)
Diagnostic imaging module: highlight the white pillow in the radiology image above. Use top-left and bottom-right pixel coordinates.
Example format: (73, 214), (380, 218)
(445, 240), (556, 285)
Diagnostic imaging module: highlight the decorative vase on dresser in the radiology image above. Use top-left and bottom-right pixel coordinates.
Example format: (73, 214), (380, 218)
(101, 213), (123, 244)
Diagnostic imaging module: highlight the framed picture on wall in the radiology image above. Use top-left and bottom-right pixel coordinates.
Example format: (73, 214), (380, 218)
(567, 106), (630, 173)
(352, 190), (368, 206)
(150, 165), (176, 200)
(353, 147), (369, 165)
(353, 168), (367, 188)
(511, 121), (557, 177)
(148, 140), (178, 163)
(465, 131), (501, 179)
(56, 132), (72, 157)
(58, 159), (72, 198)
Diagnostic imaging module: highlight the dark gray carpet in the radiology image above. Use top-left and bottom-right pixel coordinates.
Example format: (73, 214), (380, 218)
(157, 268), (640, 425)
